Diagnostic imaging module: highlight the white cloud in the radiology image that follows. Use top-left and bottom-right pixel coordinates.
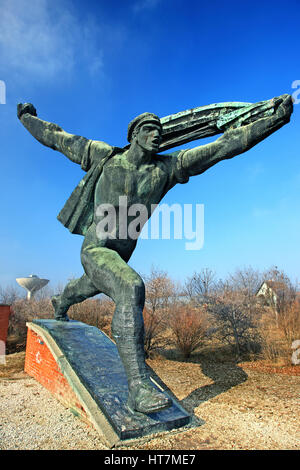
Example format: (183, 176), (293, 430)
(132, 0), (160, 13)
(0, 0), (103, 81)
(252, 207), (274, 218)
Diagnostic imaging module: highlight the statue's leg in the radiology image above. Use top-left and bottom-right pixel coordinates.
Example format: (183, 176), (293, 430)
(52, 274), (99, 321)
(81, 244), (172, 414)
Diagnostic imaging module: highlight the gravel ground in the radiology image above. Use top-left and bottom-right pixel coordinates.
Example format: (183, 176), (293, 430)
(0, 353), (299, 450)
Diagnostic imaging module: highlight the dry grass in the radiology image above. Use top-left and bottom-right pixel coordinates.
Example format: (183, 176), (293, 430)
(0, 351), (26, 378)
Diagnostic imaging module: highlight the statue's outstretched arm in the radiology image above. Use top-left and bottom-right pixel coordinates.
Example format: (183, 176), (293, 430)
(181, 94), (293, 177)
(17, 103), (90, 165)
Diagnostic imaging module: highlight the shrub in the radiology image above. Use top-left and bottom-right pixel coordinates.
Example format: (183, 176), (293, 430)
(170, 304), (208, 358)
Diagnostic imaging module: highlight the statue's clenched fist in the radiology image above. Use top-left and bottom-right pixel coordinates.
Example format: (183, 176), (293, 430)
(17, 102), (37, 120)
(274, 94), (293, 124)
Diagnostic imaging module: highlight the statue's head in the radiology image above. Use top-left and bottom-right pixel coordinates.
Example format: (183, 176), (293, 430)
(127, 112), (162, 153)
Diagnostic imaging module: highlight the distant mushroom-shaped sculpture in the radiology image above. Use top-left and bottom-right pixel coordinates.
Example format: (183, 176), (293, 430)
(16, 274), (49, 300)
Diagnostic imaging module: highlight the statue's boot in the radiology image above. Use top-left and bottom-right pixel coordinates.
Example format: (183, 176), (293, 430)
(127, 380), (172, 414)
(51, 274), (99, 322)
(112, 308), (172, 414)
(114, 335), (172, 414)
(51, 295), (70, 321)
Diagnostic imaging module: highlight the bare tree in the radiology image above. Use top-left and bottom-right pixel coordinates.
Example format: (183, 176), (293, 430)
(229, 266), (263, 297)
(143, 267), (176, 357)
(207, 289), (258, 361)
(184, 268), (217, 305)
(278, 298), (300, 346)
(0, 284), (22, 304)
(225, 266), (264, 322)
(7, 297), (54, 352)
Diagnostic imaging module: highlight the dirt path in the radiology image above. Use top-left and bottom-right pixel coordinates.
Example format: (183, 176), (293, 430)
(136, 358), (300, 450)
(0, 353), (299, 450)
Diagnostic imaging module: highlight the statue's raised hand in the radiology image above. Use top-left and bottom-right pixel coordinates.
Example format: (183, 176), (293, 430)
(273, 94), (293, 124)
(17, 102), (37, 120)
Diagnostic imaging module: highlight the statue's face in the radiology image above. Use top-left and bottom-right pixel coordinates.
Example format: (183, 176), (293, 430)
(136, 123), (162, 153)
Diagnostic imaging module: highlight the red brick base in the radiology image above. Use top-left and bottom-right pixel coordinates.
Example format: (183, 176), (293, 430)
(25, 327), (89, 423)
(0, 305), (11, 343)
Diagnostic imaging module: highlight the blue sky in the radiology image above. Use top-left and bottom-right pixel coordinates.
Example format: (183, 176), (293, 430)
(0, 0), (299, 292)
